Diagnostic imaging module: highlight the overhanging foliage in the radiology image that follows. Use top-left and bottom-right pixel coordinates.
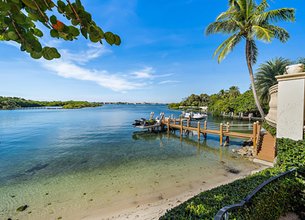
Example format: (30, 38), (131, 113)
(0, 0), (121, 60)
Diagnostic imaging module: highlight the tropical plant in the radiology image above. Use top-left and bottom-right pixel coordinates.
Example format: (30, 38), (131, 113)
(296, 58), (305, 71)
(255, 57), (292, 103)
(228, 86), (240, 98)
(206, 0), (295, 118)
(0, 0), (121, 60)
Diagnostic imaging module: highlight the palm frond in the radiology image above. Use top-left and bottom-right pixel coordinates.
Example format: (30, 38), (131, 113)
(252, 25), (274, 42)
(246, 0), (255, 20)
(255, 57), (291, 102)
(205, 21), (239, 35)
(229, 0), (237, 6)
(256, 8), (295, 23)
(263, 25), (290, 43)
(255, 0), (269, 14)
(236, 0), (247, 17)
(216, 10), (235, 21)
(214, 34), (243, 63)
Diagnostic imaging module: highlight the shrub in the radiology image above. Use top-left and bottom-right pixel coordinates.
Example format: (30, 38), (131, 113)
(160, 138), (305, 220)
(276, 138), (305, 170)
(160, 168), (302, 220)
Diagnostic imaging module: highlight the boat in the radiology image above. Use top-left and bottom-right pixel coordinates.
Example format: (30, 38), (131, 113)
(181, 111), (207, 120)
(192, 112), (207, 120)
(132, 112), (164, 129)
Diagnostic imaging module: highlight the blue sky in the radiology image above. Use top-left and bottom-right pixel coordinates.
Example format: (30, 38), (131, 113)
(1, 0), (304, 103)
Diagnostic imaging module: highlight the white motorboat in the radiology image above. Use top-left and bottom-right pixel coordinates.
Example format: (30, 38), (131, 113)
(181, 111), (207, 120)
(192, 112), (207, 120)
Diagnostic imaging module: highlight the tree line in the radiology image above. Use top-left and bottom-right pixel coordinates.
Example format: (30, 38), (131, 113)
(168, 86), (263, 116)
(169, 57), (305, 116)
(0, 96), (101, 110)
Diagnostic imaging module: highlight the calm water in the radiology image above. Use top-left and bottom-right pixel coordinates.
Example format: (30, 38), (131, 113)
(0, 105), (259, 219)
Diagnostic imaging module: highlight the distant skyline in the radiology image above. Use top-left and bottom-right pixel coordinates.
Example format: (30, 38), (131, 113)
(1, 0), (305, 103)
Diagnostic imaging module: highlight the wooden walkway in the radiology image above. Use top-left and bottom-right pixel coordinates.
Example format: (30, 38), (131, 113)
(159, 118), (276, 163)
(256, 131), (276, 162)
(162, 118), (260, 146)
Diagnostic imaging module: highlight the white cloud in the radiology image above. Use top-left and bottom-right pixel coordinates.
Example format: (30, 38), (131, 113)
(131, 67), (173, 80)
(39, 44), (150, 92)
(59, 44), (111, 64)
(158, 80), (180, 85)
(131, 67), (155, 79)
(38, 43), (174, 92)
(42, 60), (143, 91)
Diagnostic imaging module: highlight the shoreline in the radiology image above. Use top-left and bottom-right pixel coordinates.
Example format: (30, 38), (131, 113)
(83, 165), (268, 220)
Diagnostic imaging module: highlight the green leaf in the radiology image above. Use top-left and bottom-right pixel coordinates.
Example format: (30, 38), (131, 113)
(28, 13), (39, 21)
(89, 32), (100, 43)
(68, 26), (80, 36)
(50, 15), (57, 24)
(104, 32), (115, 45)
(32, 40), (42, 52)
(30, 51), (42, 59)
(21, 0), (37, 10)
(80, 27), (88, 39)
(42, 47), (61, 60)
(114, 34), (121, 45)
(75, 0), (82, 7)
(50, 29), (59, 38)
(7, 31), (19, 41)
(71, 19), (79, 26)
(33, 28), (43, 37)
(57, 0), (66, 13)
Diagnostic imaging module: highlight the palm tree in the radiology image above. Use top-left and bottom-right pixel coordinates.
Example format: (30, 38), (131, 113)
(228, 86), (240, 98)
(255, 57), (291, 103)
(206, 0), (295, 118)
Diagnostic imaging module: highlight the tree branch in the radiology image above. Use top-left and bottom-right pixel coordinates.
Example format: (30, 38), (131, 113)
(33, 1), (52, 28)
(66, 0), (82, 24)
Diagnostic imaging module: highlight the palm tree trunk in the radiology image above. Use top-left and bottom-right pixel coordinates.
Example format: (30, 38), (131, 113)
(246, 40), (265, 118)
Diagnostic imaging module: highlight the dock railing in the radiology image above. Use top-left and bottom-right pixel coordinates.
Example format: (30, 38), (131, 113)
(214, 168), (297, 220)
(162, 118), (260, 146)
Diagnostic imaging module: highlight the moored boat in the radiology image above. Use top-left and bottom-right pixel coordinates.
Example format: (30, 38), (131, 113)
(181, 111), (207, 120)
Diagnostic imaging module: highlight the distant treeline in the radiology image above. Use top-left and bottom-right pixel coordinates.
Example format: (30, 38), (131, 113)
(168, 86), (268, 116)
(0, 96), (102, 110)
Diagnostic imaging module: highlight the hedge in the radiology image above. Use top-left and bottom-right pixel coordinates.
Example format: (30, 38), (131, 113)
(277, 138), (305, 170)
(160, 138), (305, 220)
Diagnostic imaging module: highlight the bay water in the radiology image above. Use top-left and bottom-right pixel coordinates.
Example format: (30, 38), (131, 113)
(0, 104), (260, 219)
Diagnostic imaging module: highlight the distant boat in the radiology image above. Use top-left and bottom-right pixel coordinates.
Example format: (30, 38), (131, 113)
(181, 111), (207, 120)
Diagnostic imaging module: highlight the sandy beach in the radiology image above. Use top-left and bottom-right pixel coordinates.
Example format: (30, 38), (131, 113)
(83, 165), (267, 220)
(1, 156), (265, 220)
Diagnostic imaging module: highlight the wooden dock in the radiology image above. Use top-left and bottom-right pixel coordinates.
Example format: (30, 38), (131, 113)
(162, 118), (261, 147)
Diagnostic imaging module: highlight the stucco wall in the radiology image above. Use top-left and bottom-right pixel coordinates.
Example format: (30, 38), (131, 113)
(276, 78), (305, 140)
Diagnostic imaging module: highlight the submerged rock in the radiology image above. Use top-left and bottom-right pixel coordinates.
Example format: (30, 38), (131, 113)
(233, 146), (254, 158)
(225, 167), (241, 174)
(16, 205), (28, 212)
(25, 163), (49, 173)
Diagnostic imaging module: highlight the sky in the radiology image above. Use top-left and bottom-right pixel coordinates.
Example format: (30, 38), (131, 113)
(1, 0), (305, 103)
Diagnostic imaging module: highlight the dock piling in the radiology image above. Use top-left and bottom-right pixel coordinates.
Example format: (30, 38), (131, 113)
(203, 120), (207, 139)
(197, 121), (201, 141)
(220, 123), (223, 146)
(180, 119), (183, 136)
(167, 118), (170, 133)
(159, 117), (257, 145)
